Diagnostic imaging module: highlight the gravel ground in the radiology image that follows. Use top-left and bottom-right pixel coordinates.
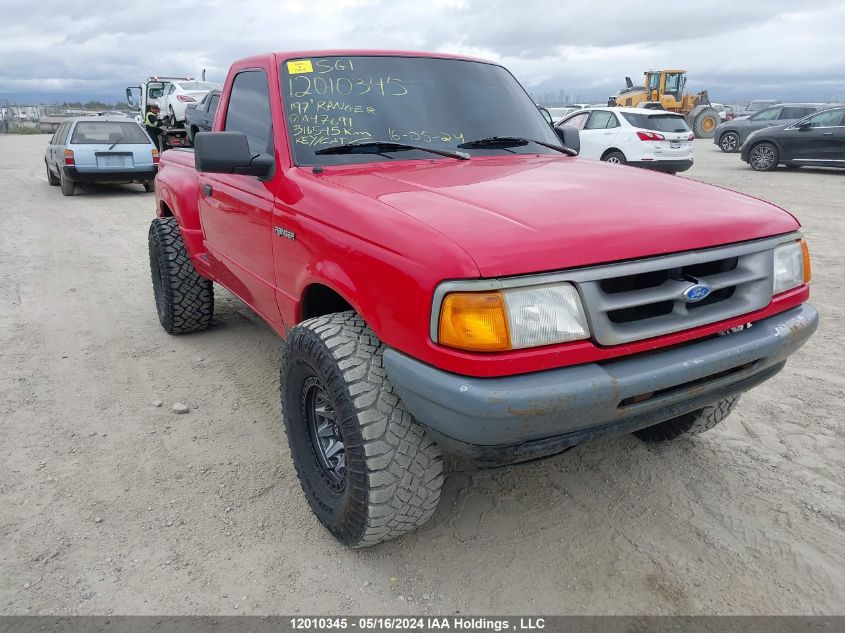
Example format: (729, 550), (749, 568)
(1, 135), (843, 615)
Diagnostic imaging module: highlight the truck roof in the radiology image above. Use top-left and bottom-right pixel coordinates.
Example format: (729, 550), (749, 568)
(256, 50), (494, 65)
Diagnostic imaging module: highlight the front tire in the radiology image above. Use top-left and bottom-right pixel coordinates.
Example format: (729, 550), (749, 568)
(148, 217), (214, 333)
(719, 132), (740, 153)
(748, 142), (779, 171)
(692, 107), (720, 139)
(602, 151), (626, 165)
(282, 312), (444, 548)
(634, 396), (740, 442)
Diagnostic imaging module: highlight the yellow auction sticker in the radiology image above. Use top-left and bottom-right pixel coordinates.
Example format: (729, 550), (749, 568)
(287, 59), (313, 74)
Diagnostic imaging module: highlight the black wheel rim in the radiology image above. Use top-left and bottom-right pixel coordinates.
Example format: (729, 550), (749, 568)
(302, 376), (346, 491)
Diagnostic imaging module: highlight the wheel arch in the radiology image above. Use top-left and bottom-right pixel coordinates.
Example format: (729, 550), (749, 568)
(600, 147), (625, 161)
(300, 283), (355, 321)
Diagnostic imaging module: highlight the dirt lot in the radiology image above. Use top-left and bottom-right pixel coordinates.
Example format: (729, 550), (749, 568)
(1, 135), (843, 616)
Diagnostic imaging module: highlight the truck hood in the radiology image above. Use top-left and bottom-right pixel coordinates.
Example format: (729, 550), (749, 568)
(322, 155), (799, 278)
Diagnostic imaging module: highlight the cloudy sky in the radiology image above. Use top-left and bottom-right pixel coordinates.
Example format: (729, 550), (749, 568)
(2, 0), (844, 104)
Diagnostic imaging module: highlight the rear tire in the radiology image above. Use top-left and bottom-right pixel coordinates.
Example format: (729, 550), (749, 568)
(718, 131), (740, 153)
(143, 181), (154, 193)
(748, 142), (779, 171)
(148, 217), (214, 333)
(46, 162), (59, 186)
(602, 151), (626, 165)
(634, 396), (740, 442)
(282, 311), (444, 548)
(59, 170), (74, 196)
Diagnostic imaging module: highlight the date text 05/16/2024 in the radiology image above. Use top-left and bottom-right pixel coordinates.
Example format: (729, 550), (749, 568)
(289, 618), (547, 631)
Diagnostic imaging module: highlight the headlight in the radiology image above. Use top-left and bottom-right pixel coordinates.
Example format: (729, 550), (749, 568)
(437, 282), (590, 352)
(773, 239), (811, 295)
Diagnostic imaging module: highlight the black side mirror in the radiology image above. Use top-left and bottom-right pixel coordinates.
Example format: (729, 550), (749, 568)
(798, 120), (812, 130)
(554, 125), (580, 154)
(538, 106), (554, 126)
(125, 87), (134, 107)
(194, 132), (274, 179)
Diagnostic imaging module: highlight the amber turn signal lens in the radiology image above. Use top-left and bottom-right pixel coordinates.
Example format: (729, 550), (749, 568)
(438, 292), (511, 352)
(800, 239), (811, 284)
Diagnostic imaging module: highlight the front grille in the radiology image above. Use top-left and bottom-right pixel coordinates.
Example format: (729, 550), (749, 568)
(575, 244), (776, 346)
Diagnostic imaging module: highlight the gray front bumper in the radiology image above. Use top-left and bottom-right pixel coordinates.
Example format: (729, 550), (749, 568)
(384, 304), (817, 463)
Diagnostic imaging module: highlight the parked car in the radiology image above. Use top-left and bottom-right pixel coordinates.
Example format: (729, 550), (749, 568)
(159, 80), (220, 123)
(547, 106), (580, 123)
(714, 103), (831, 153)
(185, 89), (220, 141)
(712, 103), (728, 121)
(149, 51), (816, 548)
(723, 104), (742, 121)
(44, 117), (158, 196)
(734, 99), (779, 119)
(556, 106), (694, 173)
(741, 105), (845, 171)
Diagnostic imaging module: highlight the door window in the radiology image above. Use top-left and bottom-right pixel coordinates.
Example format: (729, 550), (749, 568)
(750, 107), (782, 121)
(225, 70), (273, 154)
(663, 73), (683, 100)
(561, 112), (589, 130)
(50, 124), (63, 145)
(208, 94), (220, 114)
(779, 106), (815, 119)
(56, 122), (70, 144)
(803, 108), (845, 127)
(585, 111), (619, 129)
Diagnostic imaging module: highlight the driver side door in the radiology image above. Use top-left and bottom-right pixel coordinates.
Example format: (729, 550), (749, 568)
(198, 68), (282, 326)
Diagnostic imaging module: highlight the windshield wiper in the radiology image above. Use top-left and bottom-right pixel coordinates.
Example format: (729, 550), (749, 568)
(108, 136), (124, 150)
(458, 136), (577, 156)
(314, 141), (470, 161)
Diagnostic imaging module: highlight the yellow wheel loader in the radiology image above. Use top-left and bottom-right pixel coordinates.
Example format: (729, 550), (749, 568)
(610, 70), (721, 138)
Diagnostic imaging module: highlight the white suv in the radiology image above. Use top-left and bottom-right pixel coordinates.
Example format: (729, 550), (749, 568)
(557, 106), (694, 174)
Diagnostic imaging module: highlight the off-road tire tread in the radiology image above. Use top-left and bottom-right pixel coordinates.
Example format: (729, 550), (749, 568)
(634, 396), (740, 442)
(148, 217), (213, 334)
(282, 311), (443, 547)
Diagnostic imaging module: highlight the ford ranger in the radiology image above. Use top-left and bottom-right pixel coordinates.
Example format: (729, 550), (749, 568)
(148, 51), (818, 547)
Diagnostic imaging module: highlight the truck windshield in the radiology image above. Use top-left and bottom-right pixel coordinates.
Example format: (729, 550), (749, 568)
(280, 55), (560, 165)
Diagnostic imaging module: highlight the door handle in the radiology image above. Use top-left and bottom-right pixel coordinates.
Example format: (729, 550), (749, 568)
(823, 132), (834, 136)
(202, 183), (213, 196)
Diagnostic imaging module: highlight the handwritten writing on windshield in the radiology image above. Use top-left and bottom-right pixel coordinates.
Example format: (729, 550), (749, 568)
(285, 58), (412, 147)
(388, 128), (465, 144)
(289, 75), (407, 98)
(285, 58), (440, 149)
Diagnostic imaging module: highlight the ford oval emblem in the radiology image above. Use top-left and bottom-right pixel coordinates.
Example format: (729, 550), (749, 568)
(683, 283), (711, 302)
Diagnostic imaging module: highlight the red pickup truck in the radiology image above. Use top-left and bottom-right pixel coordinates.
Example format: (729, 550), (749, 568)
(149, 51), (818, 547)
